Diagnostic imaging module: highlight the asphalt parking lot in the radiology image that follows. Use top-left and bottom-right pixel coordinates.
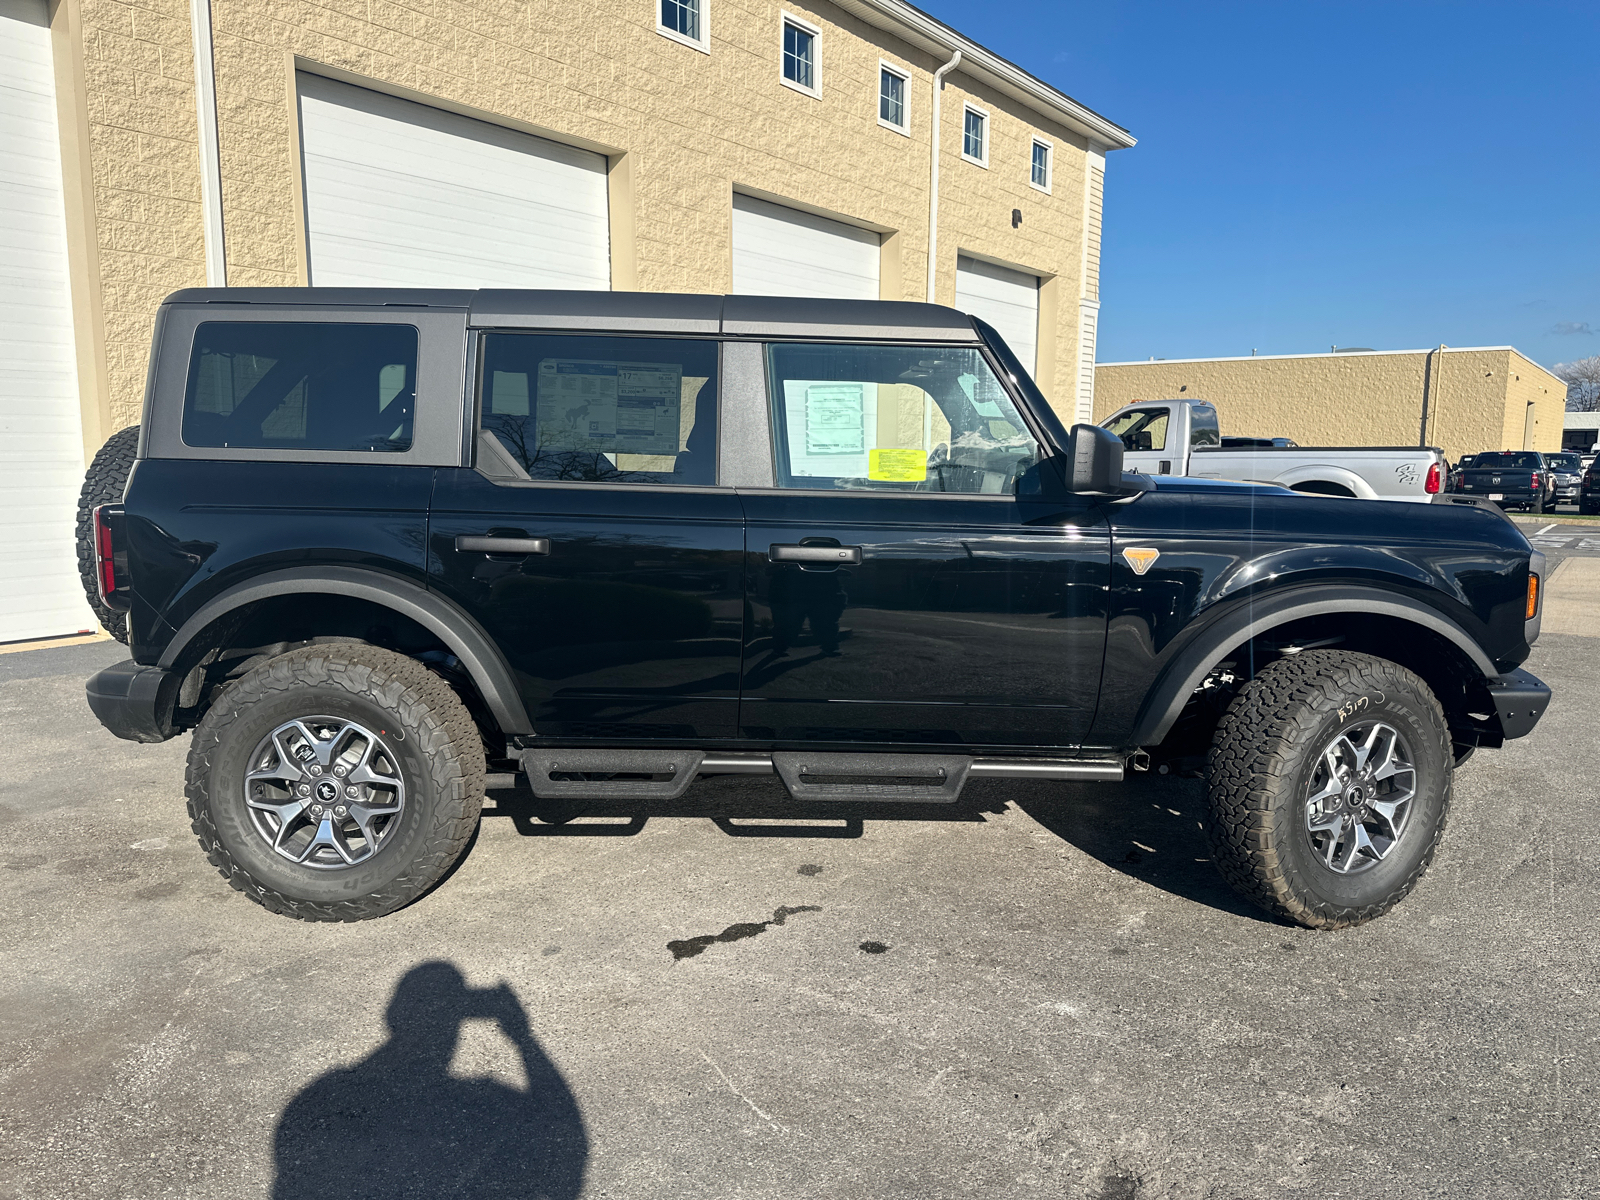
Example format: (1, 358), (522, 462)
(3, 559), (1598, 1199)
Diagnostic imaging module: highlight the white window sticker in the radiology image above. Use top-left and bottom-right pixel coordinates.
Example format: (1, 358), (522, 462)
(535, 359), (683, 456)
(803, 383), (866, 456)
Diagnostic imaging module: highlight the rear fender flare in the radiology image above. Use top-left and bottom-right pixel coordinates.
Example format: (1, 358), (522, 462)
(1128, 584), (1497, 747)
(157, 566), (532, 735)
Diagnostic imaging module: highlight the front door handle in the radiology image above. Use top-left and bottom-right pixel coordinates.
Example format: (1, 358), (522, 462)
(770, 543), (862, 565)
(456, 535), (550, 555)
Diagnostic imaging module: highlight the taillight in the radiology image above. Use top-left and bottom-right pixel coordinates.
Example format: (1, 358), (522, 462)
(1531, 471), (1541, 490)
(1425, 462), (1441, 494)
(1527, 574), (1540, 620)
(93, 505), (117, 603)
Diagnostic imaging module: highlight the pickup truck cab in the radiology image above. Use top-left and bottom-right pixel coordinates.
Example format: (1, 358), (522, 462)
(1102, 397), (1445, 501)
(81, 288), (1549, 930)
(1453, 451), (1554, 513)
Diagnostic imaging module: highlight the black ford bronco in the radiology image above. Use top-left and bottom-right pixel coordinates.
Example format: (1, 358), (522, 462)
(81, 288), (1550, 928)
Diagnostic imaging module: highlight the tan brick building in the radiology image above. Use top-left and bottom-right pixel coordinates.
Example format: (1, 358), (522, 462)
(2, 0), (1131, 642)
(1094, 347), (1566, 463)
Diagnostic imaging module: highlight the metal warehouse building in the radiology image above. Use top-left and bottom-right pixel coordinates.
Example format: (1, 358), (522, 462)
(1095, 347), (1566, 464)
(0, 0), (1133, 643)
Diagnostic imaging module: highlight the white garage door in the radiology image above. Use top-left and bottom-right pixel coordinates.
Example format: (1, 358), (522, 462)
(732, 194), (879, 300)
(955, 255), (1040, 376)
(0, 0), (94, 644)
(297, 74), (610, 289)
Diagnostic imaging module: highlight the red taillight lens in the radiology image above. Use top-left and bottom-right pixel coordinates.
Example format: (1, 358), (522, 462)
(1531, 471), (1541, 490)
(93, 505), (116, 601)
(1425, 462), (1441, 494)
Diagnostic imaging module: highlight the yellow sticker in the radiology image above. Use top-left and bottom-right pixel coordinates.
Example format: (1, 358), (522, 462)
(868, 448), (928, 482)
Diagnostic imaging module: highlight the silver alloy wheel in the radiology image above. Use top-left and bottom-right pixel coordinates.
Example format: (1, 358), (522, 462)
(1303, 719), (1416, 875)
(243, 716), (406, 869)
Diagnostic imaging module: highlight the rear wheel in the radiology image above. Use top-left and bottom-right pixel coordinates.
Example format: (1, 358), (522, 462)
(1530, 495), (1546, 514)
(74, 425), (140, 643)
(1206, 650), (1452, 929)
(185, 644), (485, 921)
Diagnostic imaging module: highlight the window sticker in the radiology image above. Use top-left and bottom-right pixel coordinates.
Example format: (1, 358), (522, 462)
(535, 359), (682, 456)
(868, 448), (927, 481)
(803, 384), (866, 455)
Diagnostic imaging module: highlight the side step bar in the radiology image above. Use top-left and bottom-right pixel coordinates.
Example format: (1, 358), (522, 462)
(518, 749), (1123, 803)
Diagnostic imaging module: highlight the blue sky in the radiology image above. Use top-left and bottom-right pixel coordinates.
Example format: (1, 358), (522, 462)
(922, 1), (1600, 369)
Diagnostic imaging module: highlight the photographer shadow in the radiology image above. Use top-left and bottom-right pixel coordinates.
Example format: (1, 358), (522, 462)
(272, 961), (586, 1200)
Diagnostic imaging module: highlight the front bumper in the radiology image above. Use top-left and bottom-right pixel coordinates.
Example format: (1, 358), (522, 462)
(86, 660), (180, 743)
(1487, 668), (1551, 740)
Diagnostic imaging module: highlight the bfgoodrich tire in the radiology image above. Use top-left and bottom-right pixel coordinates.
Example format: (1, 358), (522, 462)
(74, 425), (140, 643)
(1206, 650), (1452, 930)
(185, 644), (485, 921)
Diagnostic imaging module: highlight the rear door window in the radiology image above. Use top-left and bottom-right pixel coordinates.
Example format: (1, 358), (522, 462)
(183, 322), (417, 451)
(478, 333), (718, 486)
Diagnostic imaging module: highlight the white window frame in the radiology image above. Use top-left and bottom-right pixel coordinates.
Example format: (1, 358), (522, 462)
(779, 12), (821, 98)
(656, 0), (710, 54)
(961, 102), (989, 168)
(877, 59), (910, 136)
(1029, 136), (1052, 194)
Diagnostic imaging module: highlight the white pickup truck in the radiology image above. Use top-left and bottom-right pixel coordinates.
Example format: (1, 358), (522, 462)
(1100, 397), (1446, 502)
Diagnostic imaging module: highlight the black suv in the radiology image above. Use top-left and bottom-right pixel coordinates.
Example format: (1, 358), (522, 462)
(81, 288), (1550, 929)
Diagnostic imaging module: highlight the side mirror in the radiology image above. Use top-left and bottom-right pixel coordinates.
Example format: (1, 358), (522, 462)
(1066, 424), (1131, 494)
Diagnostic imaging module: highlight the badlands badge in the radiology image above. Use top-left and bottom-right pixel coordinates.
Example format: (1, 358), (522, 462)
(1122, 546), (1160, 576)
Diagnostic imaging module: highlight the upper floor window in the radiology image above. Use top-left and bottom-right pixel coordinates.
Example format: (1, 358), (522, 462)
(658, 0), (708, 52)
(183, 322), (417, 452)
(962, 104), (988, 167)
(477, 333), (718, 487)
(781, 14), (819, 96)
(878, 63), (907, 133)
(1030, 138), (1052, 192)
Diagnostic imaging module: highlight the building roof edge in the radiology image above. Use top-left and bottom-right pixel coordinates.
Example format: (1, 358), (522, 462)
(836, 0), (1136, 150)
(1097, 347), (1524, 367)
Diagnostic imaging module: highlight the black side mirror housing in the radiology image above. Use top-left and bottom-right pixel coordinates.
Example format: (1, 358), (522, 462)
(1065, 424), (1133, 495)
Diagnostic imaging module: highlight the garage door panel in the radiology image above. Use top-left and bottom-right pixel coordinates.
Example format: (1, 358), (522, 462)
(731, 193), (879, 300)
(298, 73), (610, 290)
(955, 255), (1040, 377)
(0, 0), (95, 643)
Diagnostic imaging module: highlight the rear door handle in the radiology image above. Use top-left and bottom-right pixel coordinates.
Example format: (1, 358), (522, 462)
(456, 535), (550, 555)
(770, 543), (862, 565)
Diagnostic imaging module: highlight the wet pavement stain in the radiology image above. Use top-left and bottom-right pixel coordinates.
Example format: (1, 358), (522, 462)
(858, 941), (890, 954)
(668, 905), (822, 961)
(797, 864), (823, 876)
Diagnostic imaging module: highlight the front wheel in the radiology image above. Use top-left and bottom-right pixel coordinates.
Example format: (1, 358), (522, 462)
(1206, 650), (1452, 929)
(185, 644), (486, 921)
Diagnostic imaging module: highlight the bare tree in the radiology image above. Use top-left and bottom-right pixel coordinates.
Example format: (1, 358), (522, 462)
(1553, 356), (1600, 412)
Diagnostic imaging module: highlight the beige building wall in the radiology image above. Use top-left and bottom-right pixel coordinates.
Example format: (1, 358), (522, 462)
(48, 0), (1124, 435)
(1094, 349), (1566, 462)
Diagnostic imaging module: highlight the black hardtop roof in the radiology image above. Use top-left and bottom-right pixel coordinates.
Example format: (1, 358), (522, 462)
(162, 287), (982, 343)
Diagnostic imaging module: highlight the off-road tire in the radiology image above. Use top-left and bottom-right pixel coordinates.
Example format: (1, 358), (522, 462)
(185, 644), (486, 921)
(74, 424), (140, 643)
(1206, 650), (1452, 930)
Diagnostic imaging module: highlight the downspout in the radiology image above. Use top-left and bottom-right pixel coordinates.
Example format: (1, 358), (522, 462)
(1419, 343), (1444, 447)
(190, 0), (226, 285)
(926, 50), (962, 303)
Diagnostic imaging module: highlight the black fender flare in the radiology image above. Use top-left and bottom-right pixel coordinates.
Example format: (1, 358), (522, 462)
(157, 565), (532, 735)
(1128, 584), (1498, 747)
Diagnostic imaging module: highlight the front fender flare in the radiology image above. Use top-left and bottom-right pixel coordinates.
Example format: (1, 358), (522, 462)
(1127, 584), (1498, 748)
(157, 565), (532, 736)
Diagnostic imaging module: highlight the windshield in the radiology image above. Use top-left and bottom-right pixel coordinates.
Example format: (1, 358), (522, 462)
(1102, 407), (1170, 452)
(1548, 453), (1581, 471)
(1471, 452), (1542, 469)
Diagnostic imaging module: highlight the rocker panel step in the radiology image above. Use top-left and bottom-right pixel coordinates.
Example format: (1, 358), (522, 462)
(519, 749), (705, 800)
(771, 752), (971, 803)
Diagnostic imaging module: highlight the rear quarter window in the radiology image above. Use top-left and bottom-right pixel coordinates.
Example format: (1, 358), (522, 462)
(183, 322), (418, 452)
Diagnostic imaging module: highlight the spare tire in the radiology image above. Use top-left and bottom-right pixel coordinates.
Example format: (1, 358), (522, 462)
(75, 425), (139, 644)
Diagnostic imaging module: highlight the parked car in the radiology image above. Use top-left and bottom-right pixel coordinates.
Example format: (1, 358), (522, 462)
(1580, 456), (1600, 515)
(1545, 452), (1584, 508)
(1100, 398), (1444, 500)
(1448, 454), (1479, 492)
(81, 288), (1549, 931)
(1453, 451), (1555, 513)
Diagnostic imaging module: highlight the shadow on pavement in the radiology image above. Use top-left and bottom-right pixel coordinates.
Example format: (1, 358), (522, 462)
(1014, 774), (1280, 925)
(272, 961), (587, 1200)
